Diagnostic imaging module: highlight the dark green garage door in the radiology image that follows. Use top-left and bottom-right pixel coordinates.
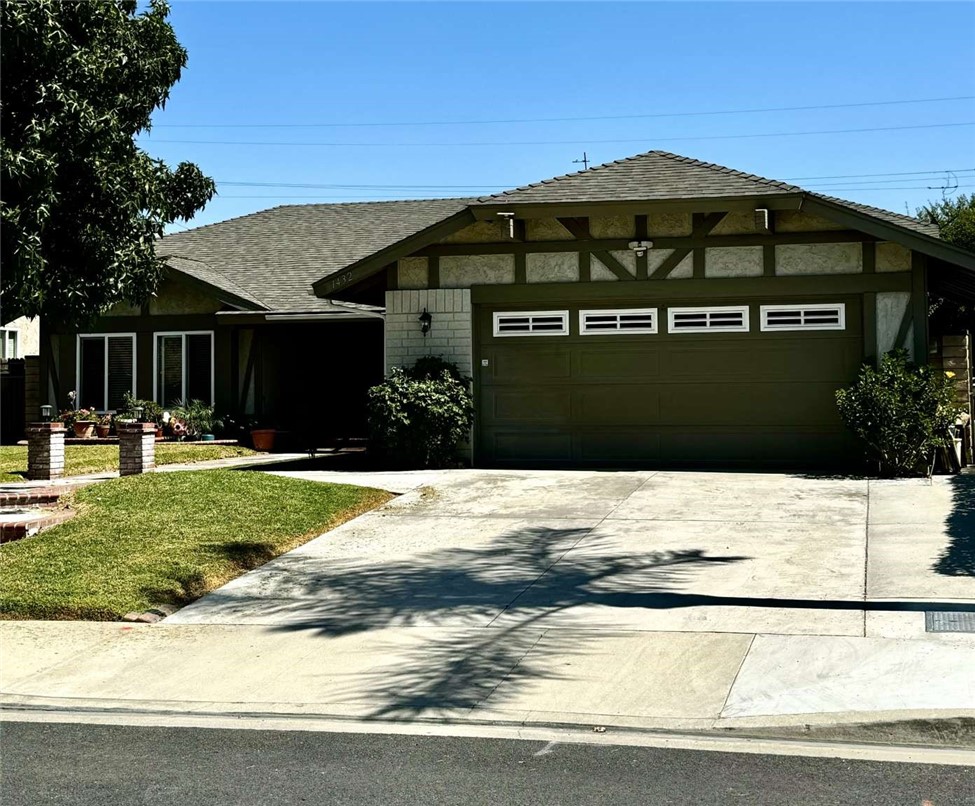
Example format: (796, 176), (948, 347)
(475, 296), (863, 468)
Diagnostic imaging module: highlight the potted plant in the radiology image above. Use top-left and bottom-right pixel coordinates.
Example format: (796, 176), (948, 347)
(250, 422), (276, 452)
(95, 413), (113, 439)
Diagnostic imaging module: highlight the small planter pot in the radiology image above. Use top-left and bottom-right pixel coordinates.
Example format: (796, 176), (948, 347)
(95, 424), (111, 439)
(73, 421), (96, 439)
(201, 433), (215, 442)
(250, 429), (276, 452)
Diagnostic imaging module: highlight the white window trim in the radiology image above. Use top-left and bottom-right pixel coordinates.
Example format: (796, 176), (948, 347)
(760, 303), (846, 332)
(667, 306), (750, 334)
(152, 330), (215, 406)
(492, 311), (570, 337)
(0, 328), (19, 360)
(579, 308), (658, 335)
(75, 333), (137, 412)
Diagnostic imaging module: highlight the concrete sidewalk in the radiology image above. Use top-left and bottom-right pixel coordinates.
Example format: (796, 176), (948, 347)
(2, 620), (974, 733)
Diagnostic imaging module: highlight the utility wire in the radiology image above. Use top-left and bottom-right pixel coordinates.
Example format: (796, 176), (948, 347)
(213, 168), (975, 191)
(152, 95), (975, 128)
(146, 120), (975, 148)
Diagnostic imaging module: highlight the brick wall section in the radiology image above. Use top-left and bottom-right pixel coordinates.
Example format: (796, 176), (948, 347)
(384, 289), (473, 375)
(26, 422), (65, 481)
(23, 355), (40, 434)
(118, 422), (157, 475)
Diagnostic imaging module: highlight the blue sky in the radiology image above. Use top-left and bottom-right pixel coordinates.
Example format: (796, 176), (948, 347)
(143, 1), (975, 230)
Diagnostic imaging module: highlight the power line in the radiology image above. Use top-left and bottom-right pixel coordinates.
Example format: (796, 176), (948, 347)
(213, 168), (975, 191)
(152, 95), (975, 129)
(212, 184), (975, 200)
(146, 120), (975, 148)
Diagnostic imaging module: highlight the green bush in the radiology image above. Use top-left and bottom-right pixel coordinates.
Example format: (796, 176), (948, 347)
(367, 363), (474, 468)
(835, 350), (960, 477)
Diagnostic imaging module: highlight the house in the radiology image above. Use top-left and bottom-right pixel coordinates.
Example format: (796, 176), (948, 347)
(41, 151), (975, 466)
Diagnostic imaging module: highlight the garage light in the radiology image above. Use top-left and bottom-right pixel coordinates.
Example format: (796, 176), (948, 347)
(418, 308), (432, 336)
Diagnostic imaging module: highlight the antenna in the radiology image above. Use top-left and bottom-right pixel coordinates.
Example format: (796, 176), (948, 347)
(572, 151), (590, 170)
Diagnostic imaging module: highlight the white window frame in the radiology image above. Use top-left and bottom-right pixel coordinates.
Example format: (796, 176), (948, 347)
(579, 308), (658, 335)
(492, 311), (570, 337)
(75, 333), (137, 412)
(0, 328), (19, 359)
(667, 306), (750, 334)
(152, 330), (215, 406)
(760, 303), (846, 332)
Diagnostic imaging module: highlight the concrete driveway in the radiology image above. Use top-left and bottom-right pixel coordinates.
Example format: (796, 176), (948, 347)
(168, 468), (975, 641)
(6, 469), (974, 730)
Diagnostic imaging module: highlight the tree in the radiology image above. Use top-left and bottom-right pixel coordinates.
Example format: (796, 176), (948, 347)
(918, 195), (975, 333)
(1, 0), (215, 328)
(917, 194), (975, 254)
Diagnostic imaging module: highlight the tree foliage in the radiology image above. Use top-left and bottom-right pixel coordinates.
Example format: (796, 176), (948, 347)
(917, 194), (975, 254)
(0, 0), (215, 327)
(835, 350), (960, 477)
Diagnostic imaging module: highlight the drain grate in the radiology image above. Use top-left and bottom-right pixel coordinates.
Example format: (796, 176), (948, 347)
(925, 611), (975, 633)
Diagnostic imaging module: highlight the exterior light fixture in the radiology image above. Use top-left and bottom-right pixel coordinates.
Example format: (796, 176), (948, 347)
(40, 404), (54, 421)
(627, 240), (654, 257)
(497, 211), (516, 239)
(418, 308), (432, 336)
(132, 405), (144, 422)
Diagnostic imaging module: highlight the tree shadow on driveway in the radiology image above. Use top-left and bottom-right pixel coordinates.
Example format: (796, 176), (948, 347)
(934, 474), (975, 577)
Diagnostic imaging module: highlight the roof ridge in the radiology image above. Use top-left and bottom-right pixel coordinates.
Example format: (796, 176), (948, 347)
(651, 151), (802, 193)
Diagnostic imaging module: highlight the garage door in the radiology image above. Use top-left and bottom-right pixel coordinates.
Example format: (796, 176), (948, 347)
(475, 296), (863, 468)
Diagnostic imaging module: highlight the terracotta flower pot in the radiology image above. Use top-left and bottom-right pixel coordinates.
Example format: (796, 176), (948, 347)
(73, 421), (96, 439)
(250, 429), (276, 452)
(95, 424), (111, 439)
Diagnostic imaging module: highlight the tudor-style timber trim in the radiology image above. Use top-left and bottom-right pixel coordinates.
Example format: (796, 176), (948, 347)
(414, 230), (877, 257)
(555, 216), (633, 281)
(470, 272), (912, 305)
(912, 251), (929, 359)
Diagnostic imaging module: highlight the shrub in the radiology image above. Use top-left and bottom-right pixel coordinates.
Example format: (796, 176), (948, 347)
(367, 363), (474, 468)
(835, 350), (960, 477)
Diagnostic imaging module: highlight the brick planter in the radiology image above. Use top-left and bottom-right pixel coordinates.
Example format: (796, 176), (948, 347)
(118, 422), (157, 476)
(26, 422), (66, 481)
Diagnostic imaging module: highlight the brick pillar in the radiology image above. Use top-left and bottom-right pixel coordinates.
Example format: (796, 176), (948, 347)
(118, 422), (157, 476)
(26, 422), (65, 481)
(23, 356), (41, 435)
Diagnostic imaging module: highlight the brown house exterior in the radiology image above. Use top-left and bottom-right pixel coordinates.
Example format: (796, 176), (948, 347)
(42, 151), (975, 467)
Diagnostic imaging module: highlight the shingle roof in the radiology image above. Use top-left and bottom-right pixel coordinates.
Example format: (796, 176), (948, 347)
(476, 150), (940, 237)
(158, 198), (472, 312)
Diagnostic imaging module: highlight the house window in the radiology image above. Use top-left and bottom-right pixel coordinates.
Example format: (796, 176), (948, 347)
(0, 329), (19, 359)
(668, 306), (750, 334)
(76, 334), (136, 411)
(760, 304), (846, 331)
(493, 311), (570, 337)
(154, 331), (214, 406)
(580, 308), (658, 335)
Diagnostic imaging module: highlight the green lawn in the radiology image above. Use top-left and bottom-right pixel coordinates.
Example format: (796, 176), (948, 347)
(0, 470), (392, 620)
(0, 443), (260, 483)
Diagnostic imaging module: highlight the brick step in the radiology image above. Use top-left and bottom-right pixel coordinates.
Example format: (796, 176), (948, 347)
(0, 489), (63, 506)
(0, 508), (74, 544)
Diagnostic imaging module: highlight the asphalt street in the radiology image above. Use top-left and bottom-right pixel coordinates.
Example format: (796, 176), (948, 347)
(2, 721), (973, 806)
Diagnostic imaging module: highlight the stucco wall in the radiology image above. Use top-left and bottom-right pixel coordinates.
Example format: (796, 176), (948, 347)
(705, 246), (764, 278)
(776, 243), (862, 275)
(876, 291), (914, 359)
(440, 255), (515, 287)
(398, 257), (429, 289)
(148, 279), (222, 315)
(384, 289), (473, 376)
(526, 252), (578, 283)
(876, 242), (912, 273)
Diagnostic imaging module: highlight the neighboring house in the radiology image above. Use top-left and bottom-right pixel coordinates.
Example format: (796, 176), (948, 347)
(1, 316), (39, 360)
(42, 150), (975, 466)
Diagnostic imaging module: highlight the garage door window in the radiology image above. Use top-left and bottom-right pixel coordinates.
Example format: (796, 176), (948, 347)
(668, 306), (749, 334)
(580, 308), (658, 335)
(760, 304), (845, 331)
(493, 311), (569, 337)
